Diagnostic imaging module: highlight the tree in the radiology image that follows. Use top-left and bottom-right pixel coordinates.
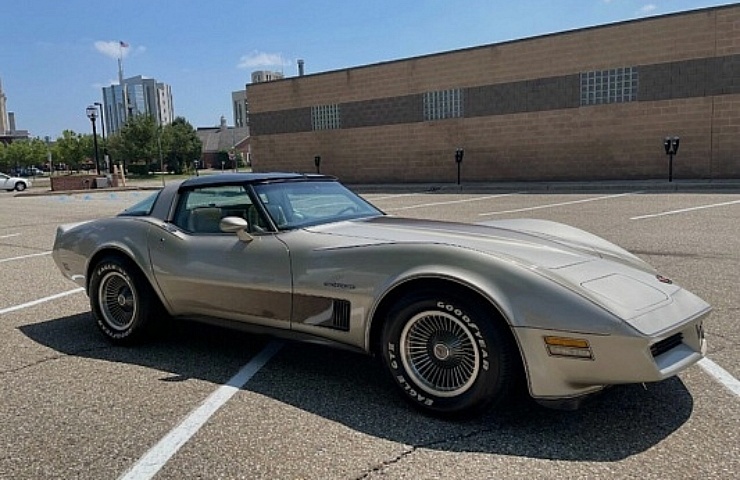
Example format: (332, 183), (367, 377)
(53, 130), (94, 171)
(108, 114), (158, 172)
(160, 117), (202, 174)
(0, 138), (48, 172)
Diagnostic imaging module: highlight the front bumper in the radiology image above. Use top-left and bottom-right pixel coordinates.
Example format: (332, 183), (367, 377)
(514, 306), (710, 401)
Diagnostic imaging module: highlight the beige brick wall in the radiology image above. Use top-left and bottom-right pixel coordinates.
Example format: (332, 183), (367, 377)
(253, 94), (738, 183)
(250, 7), (738, 112)
(249, 6), (740, 182)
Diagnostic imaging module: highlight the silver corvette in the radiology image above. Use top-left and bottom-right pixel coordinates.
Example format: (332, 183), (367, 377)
(52, 173), (711, 417)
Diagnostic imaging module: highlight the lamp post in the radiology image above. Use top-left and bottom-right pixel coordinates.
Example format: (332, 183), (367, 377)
(86, 105), (101, 175)
(94, 102), (108, 173)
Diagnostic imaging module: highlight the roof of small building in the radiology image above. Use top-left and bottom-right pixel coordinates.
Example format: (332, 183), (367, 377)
(196, 124), (249, 153)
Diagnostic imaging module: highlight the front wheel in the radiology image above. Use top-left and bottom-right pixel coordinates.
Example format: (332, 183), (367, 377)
(381, 292), (518, 418)
(88, 256), (161, 344)
(14, 182), (26, 191)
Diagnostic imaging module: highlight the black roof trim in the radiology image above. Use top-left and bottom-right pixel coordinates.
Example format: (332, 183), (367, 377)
(179, 172), (336, 189)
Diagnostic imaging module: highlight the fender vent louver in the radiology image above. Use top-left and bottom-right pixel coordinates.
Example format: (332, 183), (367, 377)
(331, 299), (351, 331)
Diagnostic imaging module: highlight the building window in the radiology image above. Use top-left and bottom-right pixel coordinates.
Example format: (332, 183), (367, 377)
(311, 104), (341, 130)
(423, 88), (463, 121)
(580, 67), (638, 106)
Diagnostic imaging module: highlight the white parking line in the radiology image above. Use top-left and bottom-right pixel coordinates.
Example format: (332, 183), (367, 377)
(0, 251), (52, 264)
(698, 358), (740, 398)
(386, 194), (515, 211)
(630, 199), (740, 220)
(364, 193), (425, 201)
(0, 233), (21, 239)
(0, 288), (84, 315)
(118, 341), (283, 480)
(479, 192), (639, 216)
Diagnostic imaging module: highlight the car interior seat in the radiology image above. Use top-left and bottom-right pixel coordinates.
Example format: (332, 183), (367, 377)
(188, 207), (223, 233)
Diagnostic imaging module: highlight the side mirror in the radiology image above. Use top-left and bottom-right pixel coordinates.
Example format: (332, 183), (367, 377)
(220, 216), (253, 243)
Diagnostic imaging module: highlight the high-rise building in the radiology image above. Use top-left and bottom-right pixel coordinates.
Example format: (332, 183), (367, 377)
(0, 77), (29, 143)
(232, 90), (248, 128)
(251, 70), (284, 83)
(0, 77), (8, 134)
(102, 75), (174, 134)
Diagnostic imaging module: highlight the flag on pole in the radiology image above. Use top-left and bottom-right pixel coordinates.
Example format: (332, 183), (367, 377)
(120, 41), (129, 48)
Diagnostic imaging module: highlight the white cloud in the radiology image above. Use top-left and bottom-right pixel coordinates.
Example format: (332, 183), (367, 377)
(94, 40), (132, 59)
(639, 3), (658, 14)
(237, 51), (289, 69)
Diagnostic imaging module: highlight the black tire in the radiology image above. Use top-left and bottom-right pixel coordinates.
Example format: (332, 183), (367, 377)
(88, 256), (161, 344)
(381, 291), (518, 418)
(14, 182), (26, 192)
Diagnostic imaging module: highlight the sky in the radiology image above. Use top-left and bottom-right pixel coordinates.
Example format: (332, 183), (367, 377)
(0, 0), (736, 139)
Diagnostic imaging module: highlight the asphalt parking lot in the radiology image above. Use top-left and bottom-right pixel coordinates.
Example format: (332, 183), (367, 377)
(1, 180), (739, 479)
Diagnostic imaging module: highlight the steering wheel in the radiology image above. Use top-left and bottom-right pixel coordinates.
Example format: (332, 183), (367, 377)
(336, 205), (358, 216)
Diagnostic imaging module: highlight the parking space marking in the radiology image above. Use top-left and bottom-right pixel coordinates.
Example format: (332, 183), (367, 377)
(0, 287), (84, 315)
(364, 193), (425, 201)
(118, 341), (283, 480)
(630, 199), (740, 220)
(0, 233), (20, 239)
(478, 192), (639, 215)
(0, 252), (52, 264)
(698, 358), (740, 399)
(385, 193), (515, 211)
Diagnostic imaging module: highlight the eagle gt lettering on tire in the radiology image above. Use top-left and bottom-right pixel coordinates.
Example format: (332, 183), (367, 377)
(381, 292), (518, 417)
(89, 256), (161, 344)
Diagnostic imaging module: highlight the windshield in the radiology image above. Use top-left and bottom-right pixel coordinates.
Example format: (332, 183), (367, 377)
(118, 191), (160, 217)
(252, 181), (382, 229)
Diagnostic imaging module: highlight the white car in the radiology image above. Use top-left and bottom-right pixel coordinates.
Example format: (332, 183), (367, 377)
(0, 172), (31, 191)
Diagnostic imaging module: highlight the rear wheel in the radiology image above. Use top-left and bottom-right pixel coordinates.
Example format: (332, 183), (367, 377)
(89, 256), (161, 344)
(381, 292), (518, 418)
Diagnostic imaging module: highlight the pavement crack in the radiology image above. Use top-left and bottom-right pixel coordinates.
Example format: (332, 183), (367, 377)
(355, 445), (417, 480)
(355, 427), (491, 479)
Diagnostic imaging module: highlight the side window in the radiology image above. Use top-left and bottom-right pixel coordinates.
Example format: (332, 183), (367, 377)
(173, 185), (254, 234)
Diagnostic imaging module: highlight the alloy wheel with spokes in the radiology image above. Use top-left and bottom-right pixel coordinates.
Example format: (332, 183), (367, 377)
(382, 291), (518, 418)
(99, 271), (138, 332)
(89, 256), (161, 344)
(400, 310), (480, 398)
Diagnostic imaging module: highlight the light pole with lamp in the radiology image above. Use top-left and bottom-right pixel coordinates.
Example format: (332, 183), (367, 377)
(86, 105), (101, 176)
(94, 102), (108, 173)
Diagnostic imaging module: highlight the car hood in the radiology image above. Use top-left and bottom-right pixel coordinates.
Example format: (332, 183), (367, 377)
(305, 216), (650, 271)
(304, 216), (710, 331)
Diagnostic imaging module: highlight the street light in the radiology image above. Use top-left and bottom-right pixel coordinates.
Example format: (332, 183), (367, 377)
(86, 105), (101, 175)
(94, 102), (108, 173)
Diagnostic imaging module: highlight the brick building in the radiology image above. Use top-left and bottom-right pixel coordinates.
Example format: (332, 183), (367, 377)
(247, 5), (740, 183)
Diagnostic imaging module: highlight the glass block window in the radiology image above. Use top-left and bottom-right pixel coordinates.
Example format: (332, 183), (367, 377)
(423, 88), (463, 121)
(311, 104), (341, 130)
(580, 67), (638, 106)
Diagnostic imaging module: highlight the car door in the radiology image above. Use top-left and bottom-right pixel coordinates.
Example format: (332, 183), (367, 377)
(0, 174), (9, 190)
(148, 184), (292, 329)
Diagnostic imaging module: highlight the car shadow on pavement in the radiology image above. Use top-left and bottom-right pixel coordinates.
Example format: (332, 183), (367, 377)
(21, 313), (694, 462)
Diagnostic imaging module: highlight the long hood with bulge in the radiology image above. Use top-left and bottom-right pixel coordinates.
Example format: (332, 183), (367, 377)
(305, 216), (708, 334)
(305, 216), (648, 271)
